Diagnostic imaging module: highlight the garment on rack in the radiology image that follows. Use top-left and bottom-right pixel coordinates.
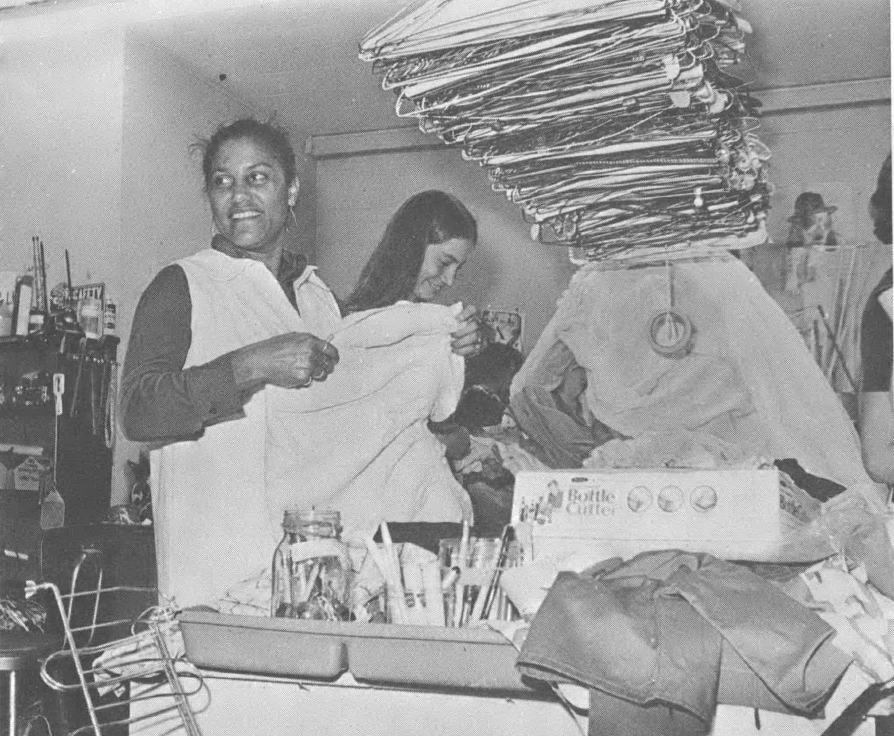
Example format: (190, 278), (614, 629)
(516, 551), (852, 736)
(265, 302), (472, 543)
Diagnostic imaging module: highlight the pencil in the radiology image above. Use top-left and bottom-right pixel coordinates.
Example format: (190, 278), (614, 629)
(422, 560), (446, 627)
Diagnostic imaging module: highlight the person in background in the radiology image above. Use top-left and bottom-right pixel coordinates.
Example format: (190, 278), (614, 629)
(345, 191), (519, 529)
(448, 342), (526, 534)
(453, 342), (525, 433)
(120, 120), (486, 608)
(859, 153), (893, 487)
(343, 189), (491, 454)
(343, 189), (481, 316)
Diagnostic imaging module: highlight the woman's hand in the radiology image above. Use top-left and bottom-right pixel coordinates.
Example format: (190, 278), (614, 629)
(451, 305), (490, 357)
(232, 332), (340, 389)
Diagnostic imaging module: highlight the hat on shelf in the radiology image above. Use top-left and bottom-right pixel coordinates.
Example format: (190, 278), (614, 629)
(787, 192), (838, 225)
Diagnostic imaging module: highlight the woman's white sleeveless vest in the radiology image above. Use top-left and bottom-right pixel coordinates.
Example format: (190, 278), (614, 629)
(149, 248), (341, 608)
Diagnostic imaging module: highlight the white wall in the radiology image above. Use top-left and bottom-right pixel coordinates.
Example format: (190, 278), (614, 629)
(0, 24), (125, 298)
(120, 35), (255, 333)
(761, 104), (892, 246)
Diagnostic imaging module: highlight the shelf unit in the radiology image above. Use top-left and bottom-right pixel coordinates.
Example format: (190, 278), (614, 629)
(0, 332), (118, 581)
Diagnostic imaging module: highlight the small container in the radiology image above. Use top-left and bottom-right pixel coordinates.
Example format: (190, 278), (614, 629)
(13, 276), (33, 337)
(0, 301), (13, 337)
(77, 297), (102, 340)
(271, 509), (351, 621)
(437, 536), (523, 627)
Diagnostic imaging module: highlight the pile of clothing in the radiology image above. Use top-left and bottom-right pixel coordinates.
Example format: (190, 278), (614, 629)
(514, 550), (891, 736)
(510, 256), (881, 499)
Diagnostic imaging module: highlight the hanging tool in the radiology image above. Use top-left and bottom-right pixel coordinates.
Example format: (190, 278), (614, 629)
(52, 373), (64, 486)
(90, 357), (99, 435)
(100, 358), (117, 449)
(69, 337), (88, 419)
(108, 361), (118, 449)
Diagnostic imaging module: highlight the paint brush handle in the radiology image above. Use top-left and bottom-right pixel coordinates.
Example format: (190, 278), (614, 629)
(65, 249), (73, 293)
(479, 525), (513, 621)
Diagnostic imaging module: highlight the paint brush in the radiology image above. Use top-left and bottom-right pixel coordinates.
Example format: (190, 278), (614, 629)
(453, 520), (470, 627)
(478, 525), (514, 621)
(64, 249), (73, 307)
(38, 239), (48, 313)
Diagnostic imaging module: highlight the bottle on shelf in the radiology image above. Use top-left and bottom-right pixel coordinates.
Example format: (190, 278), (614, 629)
(77, 297), (103, 341)
(103, 291), (117, 337)
(12, 275), (34, 337)
(28, 306), (45, 335)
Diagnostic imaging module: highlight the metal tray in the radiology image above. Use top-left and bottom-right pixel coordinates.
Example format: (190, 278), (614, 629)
(179, 609), (533, 693)
(179, 609), (349, 680)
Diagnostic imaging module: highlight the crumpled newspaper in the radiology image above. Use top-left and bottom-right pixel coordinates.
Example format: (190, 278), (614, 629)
(801, 555), (894, 717)
(802, 556), (894, 682)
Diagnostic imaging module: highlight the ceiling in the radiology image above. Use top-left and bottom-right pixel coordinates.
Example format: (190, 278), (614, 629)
(126, 0), (891, 138)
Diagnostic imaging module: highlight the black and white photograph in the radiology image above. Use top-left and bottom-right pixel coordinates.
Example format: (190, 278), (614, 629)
(0, 0), (891, 734)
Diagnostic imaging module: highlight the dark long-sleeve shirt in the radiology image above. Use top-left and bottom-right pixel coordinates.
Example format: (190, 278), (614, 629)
(861, 267), (893, 392)
(120, 248), (308, 444)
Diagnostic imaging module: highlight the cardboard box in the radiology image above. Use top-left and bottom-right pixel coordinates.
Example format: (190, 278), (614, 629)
(512, 468), (820, 562)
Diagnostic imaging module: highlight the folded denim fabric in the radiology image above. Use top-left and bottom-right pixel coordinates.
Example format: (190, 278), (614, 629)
(656, 553), (849, 714)
(517, 551), (852, 731)
(517, 570), (720, 724)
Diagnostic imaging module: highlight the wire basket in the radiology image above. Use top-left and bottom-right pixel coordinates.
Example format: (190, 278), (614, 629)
(26, 547), (204, 736)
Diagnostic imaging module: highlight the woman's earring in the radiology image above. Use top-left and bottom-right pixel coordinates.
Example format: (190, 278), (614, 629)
(290, 205), (299, 229)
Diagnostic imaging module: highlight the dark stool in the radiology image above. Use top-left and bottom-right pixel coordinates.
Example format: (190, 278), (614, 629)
(0, 629), (56, 736)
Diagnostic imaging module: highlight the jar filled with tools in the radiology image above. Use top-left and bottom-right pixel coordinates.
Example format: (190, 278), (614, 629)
(271, 508), (351, 621)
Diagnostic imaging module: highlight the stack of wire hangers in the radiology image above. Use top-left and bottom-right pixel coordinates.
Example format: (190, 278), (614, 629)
(360, 0), (772, 262)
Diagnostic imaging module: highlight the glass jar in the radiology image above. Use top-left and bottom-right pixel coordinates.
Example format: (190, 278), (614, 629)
(271, 509), (351, 620)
